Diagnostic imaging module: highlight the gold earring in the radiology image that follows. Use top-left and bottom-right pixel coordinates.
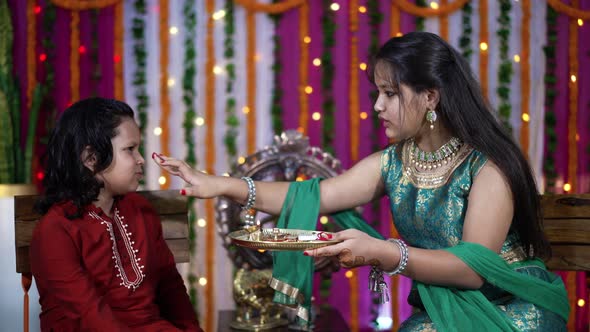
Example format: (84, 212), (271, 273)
(426, 109), (437, 130)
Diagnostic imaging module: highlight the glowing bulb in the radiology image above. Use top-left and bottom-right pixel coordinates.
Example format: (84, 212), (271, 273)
(360, 112), (368, 120)
(320, 216), (329, 224)
(254, 53), (262, 62)
(345, 271), (354, 278)
(578, 299), (585, 307)
(358, 6), (367, 13)
(571, 75), (577, 83)
(430, 2), (439, 9)
(312, 112), (321, 121)
(563, 183), (571, 192)
(296, 176), (304, 182)
(212, 10), (226, 20)
(238, 156), (246, 164)
(257, 249), (266, 253)
(198, 277), (207, 286)
(158, 176), (167, 185)
(222, 172), (230, 177)
(521, 113), (530, 122)
(578, 19), (583, 27)
(242, 106), (250, 114)
(213, 65), (223, 75)
(480, 42), (488, 51)
(197, 218), (207, 227)
(513, 54), (520, 63)
(169, 26), (178, 35)
(305, 86), (313, 94)
(313, 58), (322, 66)
(303, 36), (311, 44)
(396, 32), (403, 37)
(195, 117), (205, 126)
(167, 78), (175, 87)
(153, 127), (162, 136)
(359, 62), (367, 70)
(330, 3), (340, 11)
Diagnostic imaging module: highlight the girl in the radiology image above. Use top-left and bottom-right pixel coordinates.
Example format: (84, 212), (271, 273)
(153, 32), (568, 331)
(31, 98), (202, 332)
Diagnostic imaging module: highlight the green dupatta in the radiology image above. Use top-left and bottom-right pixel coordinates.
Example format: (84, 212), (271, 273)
(270, 179), (569, 330)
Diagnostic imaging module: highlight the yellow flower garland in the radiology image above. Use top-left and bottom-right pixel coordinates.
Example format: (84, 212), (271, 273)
(440, 0), (449, 40)
(547, 0), (590, 19)
(70, 11), (80, 103)
(159, 0), (170, 189)
(234, 0), (305, 14)
(49, 0), (121, 10)
(390, 3), (401, 37)
(114, 1), (124, 100)
(479, 0), (488, 98)
(247, 9), (257, 154)
(392, 0), (469, 17)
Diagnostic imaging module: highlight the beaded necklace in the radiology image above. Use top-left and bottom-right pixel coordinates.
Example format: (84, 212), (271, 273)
(88, 208), (145, 290)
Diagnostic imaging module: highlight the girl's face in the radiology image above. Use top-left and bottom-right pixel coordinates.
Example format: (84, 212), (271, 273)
(373, 62), (428, 141)
(97, 117), (144, 196)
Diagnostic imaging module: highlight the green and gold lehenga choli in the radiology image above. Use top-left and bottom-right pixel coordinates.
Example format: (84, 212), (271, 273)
(381, 141), (568, 331)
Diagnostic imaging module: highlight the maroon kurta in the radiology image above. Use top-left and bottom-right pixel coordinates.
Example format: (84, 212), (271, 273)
(30, 193), (203, 332)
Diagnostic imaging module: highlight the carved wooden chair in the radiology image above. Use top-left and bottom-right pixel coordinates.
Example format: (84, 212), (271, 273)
(14, 190), (189, 332)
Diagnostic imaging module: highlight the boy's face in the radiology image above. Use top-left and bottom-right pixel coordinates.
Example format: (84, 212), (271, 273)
(97, 118), (144, 196)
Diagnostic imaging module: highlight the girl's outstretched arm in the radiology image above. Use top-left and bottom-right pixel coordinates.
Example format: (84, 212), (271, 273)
(153, 151), (385, 215)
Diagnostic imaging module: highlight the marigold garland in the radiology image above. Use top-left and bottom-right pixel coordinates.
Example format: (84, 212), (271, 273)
(49, 0), (121, 10)
(298, 2), (309, 134)
(246, 10), (256, 154)
(547, 0), (590, 19)
(479, 0), (488, 98)
(567, 0), (579, 194)
(158, 0), (170, 189)
(234, 0), (304, 14)
(26, 0), (35, 109)
(350, 0), (359, 163)
(440, 0), (449, 40)
(519, 0), (530, 158)
(390, 2), (400, 37)
(114, 1), (124, 100)
(393, 0), (469, 17)
(70, 11), (80, 102)
(205, 0), (216, 330)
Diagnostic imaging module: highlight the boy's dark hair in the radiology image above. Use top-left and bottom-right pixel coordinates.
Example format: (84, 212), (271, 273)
(36, 98), (135, 218)
(369, 32), (550, 258)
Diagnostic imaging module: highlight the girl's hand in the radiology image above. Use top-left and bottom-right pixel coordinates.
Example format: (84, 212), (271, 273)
(304, 229), (395, 269)
(152, 153), (220, 198)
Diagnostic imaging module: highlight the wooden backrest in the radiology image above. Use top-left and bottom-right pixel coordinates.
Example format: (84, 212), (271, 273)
(14, 190), (189, 274)
(542, 194), (590, 271)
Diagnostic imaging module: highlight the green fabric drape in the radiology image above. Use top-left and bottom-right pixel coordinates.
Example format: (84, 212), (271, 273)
(270, 179), (569, 331)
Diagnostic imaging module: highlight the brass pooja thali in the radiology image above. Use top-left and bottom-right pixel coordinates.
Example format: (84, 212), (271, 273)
(229, 227), (341, 251)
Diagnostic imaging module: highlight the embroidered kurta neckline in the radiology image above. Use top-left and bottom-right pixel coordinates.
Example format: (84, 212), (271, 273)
(88, 208), (145, 290)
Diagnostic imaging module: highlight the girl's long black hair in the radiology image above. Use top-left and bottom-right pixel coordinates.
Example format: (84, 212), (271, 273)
(35, 98), (135, 219)
(369, 32), (549, 258)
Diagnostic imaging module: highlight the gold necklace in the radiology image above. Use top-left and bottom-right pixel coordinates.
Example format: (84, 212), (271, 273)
(409, 137), (462, 170)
